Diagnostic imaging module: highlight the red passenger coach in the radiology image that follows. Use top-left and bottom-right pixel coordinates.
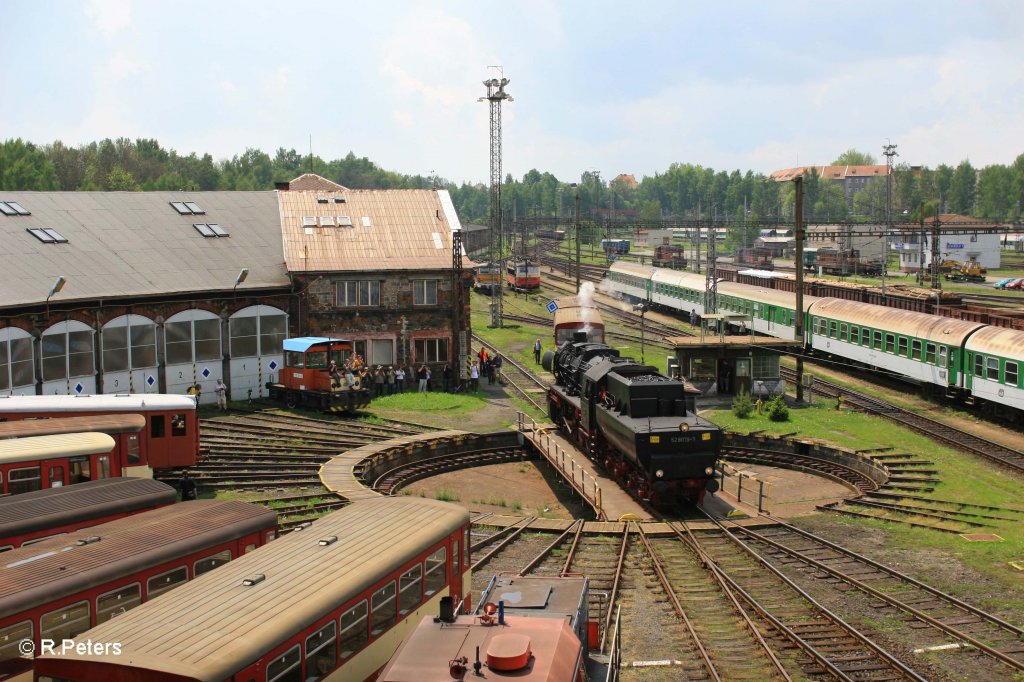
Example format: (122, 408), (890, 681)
(34, 497), (469, 682)
(0, 394), (199, 473)
(0, 499), (276, 677)
(0, 433), (118, 495)
(553, 296), (605, 346)
(0, 414), (146, 480)
(0, 477), (176, 550)
(266, 337), (372, 413)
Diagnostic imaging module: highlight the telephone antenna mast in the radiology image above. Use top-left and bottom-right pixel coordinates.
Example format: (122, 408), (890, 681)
(479, 68), (513, 328)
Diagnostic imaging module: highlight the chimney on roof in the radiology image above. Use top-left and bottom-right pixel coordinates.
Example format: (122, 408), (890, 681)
(275, 181), (290, 191)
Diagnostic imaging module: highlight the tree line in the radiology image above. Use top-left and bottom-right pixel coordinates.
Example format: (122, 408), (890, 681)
(2, 138), (1022, 232)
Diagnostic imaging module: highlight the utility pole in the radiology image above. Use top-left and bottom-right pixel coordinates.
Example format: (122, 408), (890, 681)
(574, 185), (582, 292)
(451, 228), (467, 383)
(704, 193), (718, 315)
(480, 71), (512, 328)
(882, 141), (899, 303)
(794, 176), (805, 403)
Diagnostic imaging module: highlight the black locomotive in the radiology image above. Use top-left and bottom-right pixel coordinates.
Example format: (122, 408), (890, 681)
(543, 333), (720, 504)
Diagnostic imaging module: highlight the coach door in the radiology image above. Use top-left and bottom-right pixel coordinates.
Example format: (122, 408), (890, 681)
(44, 462), (66, 488)
(449, 538), (463, 608)
(69, 456), (91, 484)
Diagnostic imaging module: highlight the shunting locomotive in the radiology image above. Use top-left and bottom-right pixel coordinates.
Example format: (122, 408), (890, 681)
(543, 333), (720, 504)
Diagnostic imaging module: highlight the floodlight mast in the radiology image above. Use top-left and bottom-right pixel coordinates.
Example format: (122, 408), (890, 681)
(479, 71), (512, 328)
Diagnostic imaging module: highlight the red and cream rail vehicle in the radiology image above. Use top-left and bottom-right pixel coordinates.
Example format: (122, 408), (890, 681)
(379, 573), (591, 682)
(506, 259), (541, 290)
(552, 296), (605, 346)
(0, 394), (199, 473)
(473, 262), (503, 292)
(0, 433), (121, 495)
(34, 497), (470, 682)
(265, 337), (373, 413)
(0, 477), (177, 551)
(1, 499), (276, 677)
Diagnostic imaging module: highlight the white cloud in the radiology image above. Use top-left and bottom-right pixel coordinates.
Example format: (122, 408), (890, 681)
(105, 51), (146, 80)
(84, 0), (132, 39)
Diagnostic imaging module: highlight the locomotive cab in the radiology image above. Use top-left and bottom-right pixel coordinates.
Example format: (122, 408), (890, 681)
(266, 337), (372, 412)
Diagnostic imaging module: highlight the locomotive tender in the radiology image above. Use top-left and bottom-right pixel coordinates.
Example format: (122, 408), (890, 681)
(543, 333), (720, 504)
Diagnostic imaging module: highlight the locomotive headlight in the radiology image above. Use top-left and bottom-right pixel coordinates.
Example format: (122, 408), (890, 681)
(655, 469), (665, 478)
(679, 423), (690, 432)
(704, 466), (715, 476)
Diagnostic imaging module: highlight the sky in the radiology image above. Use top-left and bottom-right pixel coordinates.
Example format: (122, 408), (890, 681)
(3, 1), (1023, 186)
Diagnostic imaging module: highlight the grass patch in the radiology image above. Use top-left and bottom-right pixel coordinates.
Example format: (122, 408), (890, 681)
(362, 391), (489, 414)
(706, 401), (1024, 597)
(434, 488), (460, 502)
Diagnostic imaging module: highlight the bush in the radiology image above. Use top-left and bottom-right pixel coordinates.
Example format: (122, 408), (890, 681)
(765, 395), (789, 422)
(732, 389), (754, 418)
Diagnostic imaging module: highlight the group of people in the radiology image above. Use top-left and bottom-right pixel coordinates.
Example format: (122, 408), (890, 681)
(187, 379), (230, 412)
(331, 360), (455, 396)
(475, 348), (503, 388)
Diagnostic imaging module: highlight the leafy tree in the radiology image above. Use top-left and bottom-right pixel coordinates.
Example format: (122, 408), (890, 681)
(639, 199), (662, 223)
(732, 389), (753, 418)
(976, 164), (1015, 219)
(831, 149), (877, 166)
(107, 165), (140, 191)
(0, 138), (60, 190)
(947, 160), (976, 214)
(764, 395), (789, 422)
(45, 140), (87, 190)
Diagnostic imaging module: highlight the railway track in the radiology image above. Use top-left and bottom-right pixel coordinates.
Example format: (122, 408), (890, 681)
(472, 334), (549, 412)
(781, 367), (1024, 474)
(730, 518), (1024, 676)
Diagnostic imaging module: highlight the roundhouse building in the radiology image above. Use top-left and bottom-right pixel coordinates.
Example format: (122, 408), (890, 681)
(0, 174), (471, 403)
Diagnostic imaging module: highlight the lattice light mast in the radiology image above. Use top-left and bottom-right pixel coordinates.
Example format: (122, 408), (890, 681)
(704, 195), (718, 315)
(882, 141), (899, 302)
(480, 73), (512, 328)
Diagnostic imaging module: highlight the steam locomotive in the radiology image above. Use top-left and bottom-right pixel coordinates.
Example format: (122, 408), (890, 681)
(543, 333), (721, 505)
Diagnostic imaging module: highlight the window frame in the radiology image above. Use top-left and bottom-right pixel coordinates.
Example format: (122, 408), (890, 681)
(339, 600), (368, 660)
(147, 565), (188, 599)
(412, 279), (438, 306)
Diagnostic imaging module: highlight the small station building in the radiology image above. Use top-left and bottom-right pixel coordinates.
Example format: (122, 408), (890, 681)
(666, 314), (802, 398)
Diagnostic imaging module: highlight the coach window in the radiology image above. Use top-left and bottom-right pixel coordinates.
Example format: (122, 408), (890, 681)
(840, 324), (847, 340)
(872, 331), (883, 350)
(41, 601), (90, 642)
(898, 338), (909, 357)
(828, 321), (837, 338)
(987, 357), (1000, 381)
(940, 347), (950, 369)
(126, 434), (141, 465)
(463, 528), (470, 566)
(399, 565), (422, 615)
(8, 467), (41, 495)
(884, 334), (895, 353)
(96, 456), (111, 479)
(925, 343), (936, 364)
(975, 354), (984, 377)
(413, 280), (438, 306)
(424, 547), (447, 596)
(370, 581), (397, 636)
(171, 414), (187, 437)
(147, 566), (188, 598)
(70, 458), (91, 484)
(339, 600), (368, 659)
(48, 466), (64, 487)
(245, 543), (257, 554)
(305, 621), (337, 679)
(97, 584), (141, 623)
(452, 541), (460, 581)
(911, 340), (922, 360)
(266, 644), (301, 682)
(195, 550), (232, 576)
(0, 621), (32, 661)
(151, 415), (166, 438)
(1006, 362), (1018, 386)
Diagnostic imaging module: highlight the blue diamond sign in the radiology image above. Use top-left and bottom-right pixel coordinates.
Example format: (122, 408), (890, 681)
(146, 375), (155, 386)
(546, 300), (558, 314)
(269, 360), (278, 371)
(74, 383), (84, 394)
(201, 367), (211, 378)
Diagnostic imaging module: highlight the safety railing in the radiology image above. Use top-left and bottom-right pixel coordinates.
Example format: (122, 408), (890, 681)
(717, 460), (771, 514)
(517, 413), (605, 520)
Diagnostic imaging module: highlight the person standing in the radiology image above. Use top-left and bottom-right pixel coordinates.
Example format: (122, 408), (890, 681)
(689, 309), (697, 327)
(470, 360), (480, 391)
(386, 366), (396, 395)
(494, 354), (504, 384)
(187, 382), (201, 405)
(533, 339), (542, 364)
(374, 366), (385, 397)
(214, 378), (228, 413)
(442, 363), (452, 393)
(395, 365), (405, 392)
(417, 364), (428, 392)
(179, 471), (197, 501)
